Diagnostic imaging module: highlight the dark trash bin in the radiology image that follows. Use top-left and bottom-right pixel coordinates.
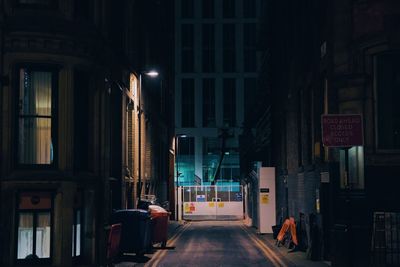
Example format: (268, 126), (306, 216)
(111, 209), (153, 256)
(149, 205), (170, 248)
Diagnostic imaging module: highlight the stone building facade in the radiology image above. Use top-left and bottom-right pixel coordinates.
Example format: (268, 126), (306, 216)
(0, 0), (173, 266)
(241, 0), (400, 265)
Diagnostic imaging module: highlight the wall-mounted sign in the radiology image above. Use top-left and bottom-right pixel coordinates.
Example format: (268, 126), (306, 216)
(261, 194), (269, 204)
(321, 114), (363, 147)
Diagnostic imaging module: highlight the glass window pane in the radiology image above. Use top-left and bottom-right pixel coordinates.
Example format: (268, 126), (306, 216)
(223, 0), (235, 18)
(36, 213), (51, 258)
(340, 146), (364, 190)
(18, 68), (54, 165)
(243, 0), (256, 18)
(72, 210), (82, 257)
(72, 224), (75, 256)
(202, 79), (216, 127)
(19, 70), (52, 116)
(202, 24), (215, 72)
(223, 24), (236, 72)
(181, 79), (195, 127)
(76, 211), (81, 256)
(18, 118), (52, 164)
(181, 0), (194, 18)
(223, 79), (236, 127)
(18, 213), (34, 259)
(202, 0), (214, 18)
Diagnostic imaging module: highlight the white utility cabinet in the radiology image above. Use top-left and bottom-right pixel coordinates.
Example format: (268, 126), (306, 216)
(258, 167), (276, 234)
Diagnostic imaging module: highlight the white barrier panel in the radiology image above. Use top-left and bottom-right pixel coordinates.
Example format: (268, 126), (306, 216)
(181, 185), (243, 220)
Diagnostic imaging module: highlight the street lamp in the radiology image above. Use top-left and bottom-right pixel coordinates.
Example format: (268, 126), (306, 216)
(174, 134), (187, 220)
(137, 70), (159, 206)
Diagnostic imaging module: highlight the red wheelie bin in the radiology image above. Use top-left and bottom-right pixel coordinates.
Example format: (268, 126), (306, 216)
(149, 205), (170, 248)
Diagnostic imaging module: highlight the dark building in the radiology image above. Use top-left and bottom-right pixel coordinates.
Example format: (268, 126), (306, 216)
(0, 0), (174, 266)
(242, 0), (400, 266)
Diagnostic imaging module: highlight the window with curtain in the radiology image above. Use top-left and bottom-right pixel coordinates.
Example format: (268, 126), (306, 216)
(17, 192), (52, 263)
(18, 68), (56, 165)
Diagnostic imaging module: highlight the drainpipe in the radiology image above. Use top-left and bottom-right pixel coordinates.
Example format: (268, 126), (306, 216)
(0, 1), (4, 263)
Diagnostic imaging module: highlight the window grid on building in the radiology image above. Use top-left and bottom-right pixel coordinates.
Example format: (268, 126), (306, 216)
(181, 79), (195, 127)
(202, 79), (216, 127)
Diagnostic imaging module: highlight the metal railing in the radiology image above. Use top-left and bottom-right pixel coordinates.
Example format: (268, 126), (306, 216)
(371, 212), (400, 266)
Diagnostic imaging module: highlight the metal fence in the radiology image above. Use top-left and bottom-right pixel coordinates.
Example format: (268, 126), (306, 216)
(371, 212), (400, 266)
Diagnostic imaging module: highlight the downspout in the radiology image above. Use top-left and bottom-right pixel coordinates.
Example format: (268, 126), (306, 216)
(0, 0), (5, 263)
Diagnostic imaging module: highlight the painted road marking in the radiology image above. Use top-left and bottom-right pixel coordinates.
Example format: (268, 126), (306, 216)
(240, 224), (288, 267)
(145, 222), (191, 267)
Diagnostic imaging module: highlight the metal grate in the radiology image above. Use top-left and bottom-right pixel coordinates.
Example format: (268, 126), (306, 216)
(371, 212), (400, 266)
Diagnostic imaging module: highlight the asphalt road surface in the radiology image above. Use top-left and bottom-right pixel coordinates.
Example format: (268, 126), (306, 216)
(145, 221), (290, 267)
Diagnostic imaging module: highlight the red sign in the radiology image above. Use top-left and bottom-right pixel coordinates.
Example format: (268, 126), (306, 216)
(321, 114), (363, 147)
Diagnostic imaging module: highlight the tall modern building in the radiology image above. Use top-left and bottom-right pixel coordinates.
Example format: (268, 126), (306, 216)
(174, 0), (260, 186)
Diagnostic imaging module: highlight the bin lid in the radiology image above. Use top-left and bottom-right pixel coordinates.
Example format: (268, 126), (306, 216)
(149, 205), (167, 213)
(112, 209), (151, 222)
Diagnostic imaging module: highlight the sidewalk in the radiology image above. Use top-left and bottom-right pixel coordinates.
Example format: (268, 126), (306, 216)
(250, 227), (331, 267)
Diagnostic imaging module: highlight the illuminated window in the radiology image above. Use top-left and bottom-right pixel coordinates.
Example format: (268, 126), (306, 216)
(129, 73), (138, 97)
(203, 138), (219, 183)
(177, 137), (195, 186)
(340, 146), (364, 190)
(17, 67), (57, 165)
(17, 192), (52, 264)
(72, 192), (82, 258)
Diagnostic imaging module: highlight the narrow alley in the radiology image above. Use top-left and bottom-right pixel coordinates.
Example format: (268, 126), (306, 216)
(116, 221), (330, 267)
